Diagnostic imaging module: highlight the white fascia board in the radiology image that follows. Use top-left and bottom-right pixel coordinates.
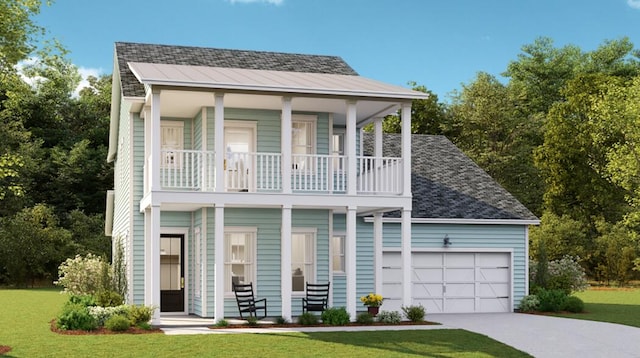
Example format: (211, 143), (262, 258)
(363, 217), (540, 225)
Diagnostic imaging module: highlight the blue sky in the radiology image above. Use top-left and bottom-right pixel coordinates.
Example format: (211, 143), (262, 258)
(36, 0), (640, 100)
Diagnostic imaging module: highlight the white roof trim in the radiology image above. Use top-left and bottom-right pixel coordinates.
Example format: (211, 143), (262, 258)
(363, 217), (540, 225)
(127, 62), (429, 100)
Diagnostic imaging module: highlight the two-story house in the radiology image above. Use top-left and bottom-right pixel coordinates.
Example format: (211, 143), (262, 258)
(106, 42), (538, 324)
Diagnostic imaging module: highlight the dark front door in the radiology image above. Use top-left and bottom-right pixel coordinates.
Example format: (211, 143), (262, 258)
(160, 234), (184, 312)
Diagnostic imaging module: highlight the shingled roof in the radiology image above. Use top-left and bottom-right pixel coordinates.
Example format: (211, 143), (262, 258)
(115, 42), (359, 98)
(362, 133), (538, 221)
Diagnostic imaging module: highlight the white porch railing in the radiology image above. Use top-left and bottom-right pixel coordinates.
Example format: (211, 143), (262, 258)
(153, 150), (402, 195)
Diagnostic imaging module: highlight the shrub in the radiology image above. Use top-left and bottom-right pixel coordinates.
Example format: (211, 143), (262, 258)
(57, 303), (98, 331)
(55, 254), (112, 296)
(563, 296), (585, 313)
(377, 310), (402, 324)
(518, 295), (540, 312)
(127, 305), (153, 326)
(215, 319), (229, 327)
(245, 316), (259, 326)
(321, 307), (350, 326)
(276, 316), (288, 325)
(95, 290), (123, 307)
(530, 255), (588, 295)
(297, 312), (319, 325)
(88, 305), (129, 327)
(68, 294), (96, 308)
(355, 312), (374, 324)
(537, 289), (567, 312)
(137, 322), (152, 330)
(401, 305), (425, 322)
(105, 315), (130, 331)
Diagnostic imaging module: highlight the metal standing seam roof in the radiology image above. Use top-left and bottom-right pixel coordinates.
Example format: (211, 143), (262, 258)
(115, 42), (361, 98)
(362, 133), (539, 221)
(127, 62), (428, 99)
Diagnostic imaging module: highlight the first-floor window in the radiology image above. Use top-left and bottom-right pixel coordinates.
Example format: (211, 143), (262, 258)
(292, 229), (316, 292)
(332, 235), (345, 273)
(224, 228), (256, 293)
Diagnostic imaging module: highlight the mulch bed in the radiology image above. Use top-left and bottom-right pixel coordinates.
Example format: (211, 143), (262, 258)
(0, 346), (11, 355)
(50, 320), (163, 335)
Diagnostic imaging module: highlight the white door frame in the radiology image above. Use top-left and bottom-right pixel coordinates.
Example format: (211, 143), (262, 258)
(160, 227), (190, 316)
(224, 121), (257, 192)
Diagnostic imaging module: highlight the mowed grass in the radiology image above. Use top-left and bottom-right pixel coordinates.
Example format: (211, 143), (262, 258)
(0, 289), (531, 358)
(554, 287), (640, 328)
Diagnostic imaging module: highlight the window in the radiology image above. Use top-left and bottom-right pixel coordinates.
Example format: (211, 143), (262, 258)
(224, 228), (256, 293)
(161, 121), (184, 168)
(292, 115), (316, 171)
(291, 229), (315, 292)
(332, 235), (345, 273)
(331, 130), (345, 171)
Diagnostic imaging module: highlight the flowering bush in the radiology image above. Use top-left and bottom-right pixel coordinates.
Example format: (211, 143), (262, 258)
(360, 293), (384, 307)
(530, 255), (588, 294)
(88, 305), (130, 326)
(55, 254), (111, 296)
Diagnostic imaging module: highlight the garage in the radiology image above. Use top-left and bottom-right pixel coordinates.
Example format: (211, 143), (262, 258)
(382, 251), (511, 313)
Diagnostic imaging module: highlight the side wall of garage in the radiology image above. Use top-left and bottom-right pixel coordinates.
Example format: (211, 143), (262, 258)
(381, 223), (528, 312)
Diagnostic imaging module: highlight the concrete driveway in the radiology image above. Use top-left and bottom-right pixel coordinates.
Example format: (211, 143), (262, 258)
(429, 313), (640, 358)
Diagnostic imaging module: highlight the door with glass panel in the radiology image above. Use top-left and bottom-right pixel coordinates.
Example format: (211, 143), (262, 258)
(160, 234), (184, 312)
(224, 125), (255, 192)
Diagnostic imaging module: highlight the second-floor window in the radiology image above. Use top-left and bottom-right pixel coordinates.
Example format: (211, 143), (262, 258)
(292, 115), (316, 171)
(161, 121), (184, 168)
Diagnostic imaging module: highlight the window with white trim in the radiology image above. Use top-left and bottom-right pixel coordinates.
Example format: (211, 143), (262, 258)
(224, 228), (256, 293)
(161, 120), (184, 168)
(331, 130), (345, 171)
(332, 235), (345, 273)
(292, 228), (316, 292)
(292, 115), (316, 171)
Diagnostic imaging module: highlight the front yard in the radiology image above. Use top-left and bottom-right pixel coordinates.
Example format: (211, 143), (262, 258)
(553, 287), (640, 327)
(0, 289), (530, 357)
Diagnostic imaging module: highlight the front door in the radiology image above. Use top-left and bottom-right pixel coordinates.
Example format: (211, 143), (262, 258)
(224, 125), (255, 192)
(160, 234), (184, 312)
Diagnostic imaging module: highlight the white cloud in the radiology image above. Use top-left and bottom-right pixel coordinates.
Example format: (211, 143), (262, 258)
(16, 58), (104, 97)
(75, 66), (104, 96)
(628, 0), (640, 9)
(228, 0), (283, 5)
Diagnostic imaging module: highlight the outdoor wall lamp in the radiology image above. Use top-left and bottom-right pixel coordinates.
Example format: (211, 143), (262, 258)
(443, 235), (451, 247)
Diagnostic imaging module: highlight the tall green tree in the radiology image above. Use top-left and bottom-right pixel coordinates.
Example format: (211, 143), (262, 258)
(381, 82), (449, 135)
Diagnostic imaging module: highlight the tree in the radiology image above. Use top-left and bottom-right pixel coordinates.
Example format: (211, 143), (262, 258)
(0, 0), (46, 74)
(381, 82), (449, 135)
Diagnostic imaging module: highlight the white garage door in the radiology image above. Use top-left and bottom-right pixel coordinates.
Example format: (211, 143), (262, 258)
(382, 251), (511, 313)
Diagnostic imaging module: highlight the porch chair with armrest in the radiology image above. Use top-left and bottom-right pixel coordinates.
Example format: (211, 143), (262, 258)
(232, 282), (267, 319)
(301, 281), (330, 314)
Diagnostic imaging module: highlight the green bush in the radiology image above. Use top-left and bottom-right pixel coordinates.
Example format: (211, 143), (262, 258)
(519, 295), (540, 312)
(95, 290), (123, 307)
(105, 314), (130, 331)
(245, 316), (259, 326)
(215, 319), (229, 327)
(401, 305), (425, 322)
(537, 289), (567, 312)
(88, 305), (130, 326)
(377, 310), (402, 324)
(137, 322), (152, 330)
(275, 316), (288, 325)
(57, 303), (98, 331)
(563, 296), (585, 313)
(297, 312), (319, 325)
(321, 307), (350, 326)
(128, 305), (153, 325)
(68, 294), (97, 308)
(355, 312), (374, 324)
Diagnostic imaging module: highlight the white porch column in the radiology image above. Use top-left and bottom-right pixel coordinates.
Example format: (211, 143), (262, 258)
(214, 205), (225, 321)
(346, 100), (357, 195)
(401, 209), (412, 307)
(281, 205), (292, 321)
(143, 208), (151, 306)
(150, 90), (161, 191)
(374, 117), (383, 158)
(201, 208), (208, 317)
(401, 102), (412, 196)
(149, 204), (161, 324)
(346, 205), (357, 319)
(281, 97), (292, 194)
(143, 106), (151, 195)
(214, 93), (225, 192)
(374, 212), (383, 295)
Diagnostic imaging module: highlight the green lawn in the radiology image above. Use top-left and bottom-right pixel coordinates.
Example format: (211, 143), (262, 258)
(0, 289), (530, 357)
(554, 288), (640, 327)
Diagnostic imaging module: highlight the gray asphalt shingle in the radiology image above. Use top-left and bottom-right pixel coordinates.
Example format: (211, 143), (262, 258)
(115, 42), (358, 97)
(362, 133), (538, 221)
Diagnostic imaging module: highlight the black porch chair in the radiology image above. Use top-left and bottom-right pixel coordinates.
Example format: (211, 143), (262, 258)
(301, 281), (330, 314)
(232, 282), (267, 319)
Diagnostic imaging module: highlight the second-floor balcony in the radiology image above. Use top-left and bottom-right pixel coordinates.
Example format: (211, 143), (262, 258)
(150, 150), (403, 195)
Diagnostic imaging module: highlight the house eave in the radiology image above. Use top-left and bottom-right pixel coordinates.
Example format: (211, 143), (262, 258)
(363, 217), (540, 225)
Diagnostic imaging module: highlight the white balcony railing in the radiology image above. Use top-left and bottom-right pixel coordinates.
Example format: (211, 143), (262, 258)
(153, 150), (402, 195)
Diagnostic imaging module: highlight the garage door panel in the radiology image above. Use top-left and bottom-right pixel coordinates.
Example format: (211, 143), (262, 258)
(383, 252), (402, 266)
(445, 268), (474, 282)
(412, 283), (443, 297)
(446, 298), (475, 313)
(478, 253), (510, 266)
(446, 283), (475, 297)
(480, 298), (510, 312)
(412, 252), (443, 265)
(414, 298), (444, 314)
(413, 268), (443, 281)
(383, 268), (402, 282)
(479, 283), (509, 297)
(445, 253), (475, 267)
(478, 267), (510, 281)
